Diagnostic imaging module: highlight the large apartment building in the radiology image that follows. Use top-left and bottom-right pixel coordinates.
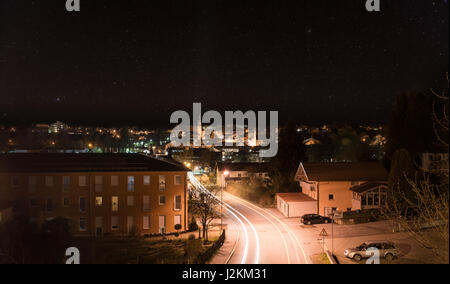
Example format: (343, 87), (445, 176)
(0, 153), (189, 236)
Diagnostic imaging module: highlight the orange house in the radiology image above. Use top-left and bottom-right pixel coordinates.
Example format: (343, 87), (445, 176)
(294, 162), (387, 216)
(0, 153), (189, 236)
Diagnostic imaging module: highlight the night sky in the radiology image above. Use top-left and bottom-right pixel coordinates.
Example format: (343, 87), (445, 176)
(0, 0), (448, 127)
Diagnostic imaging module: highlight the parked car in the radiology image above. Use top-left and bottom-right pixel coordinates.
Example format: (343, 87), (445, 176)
(300, 214), (332, 225)
(344, 242), (399, 262)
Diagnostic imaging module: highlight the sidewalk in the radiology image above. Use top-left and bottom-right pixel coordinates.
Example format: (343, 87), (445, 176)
(209, 215), (240, 264)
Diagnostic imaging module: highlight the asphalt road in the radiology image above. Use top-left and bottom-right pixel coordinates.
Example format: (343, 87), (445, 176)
(223, 192), (310, 264)
(188, 173), (309, 264)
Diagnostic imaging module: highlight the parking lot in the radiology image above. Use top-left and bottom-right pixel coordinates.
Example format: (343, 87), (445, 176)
(265, 209), (438, 264)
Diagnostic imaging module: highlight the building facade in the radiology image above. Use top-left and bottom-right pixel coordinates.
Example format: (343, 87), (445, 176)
(294, 162), (387, 216)
(0, 153), (188, 236)
(217, 162), (271, 188)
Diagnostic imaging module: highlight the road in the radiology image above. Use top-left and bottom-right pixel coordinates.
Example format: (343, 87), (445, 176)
(188, 173), (309, 264)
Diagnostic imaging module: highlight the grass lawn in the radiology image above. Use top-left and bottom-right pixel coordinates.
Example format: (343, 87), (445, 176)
(311, 253), (331, 264)
(70, 236), (212, 264)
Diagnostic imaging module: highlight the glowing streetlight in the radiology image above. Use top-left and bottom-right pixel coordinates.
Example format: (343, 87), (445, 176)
(220, 170), (230, 231)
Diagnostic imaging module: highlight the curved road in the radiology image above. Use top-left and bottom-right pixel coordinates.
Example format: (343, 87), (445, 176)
(188, 173), (309, 264)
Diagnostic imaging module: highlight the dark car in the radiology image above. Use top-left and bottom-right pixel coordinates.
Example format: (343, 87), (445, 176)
(300, 214), (332, 225)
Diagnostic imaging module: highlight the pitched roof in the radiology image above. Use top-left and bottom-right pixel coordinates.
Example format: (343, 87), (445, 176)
(276, 192), (316, 202)
(218, 162), (269, 173)
(295, 162), (387, 182)
(0, 153), (188, 173)
(350, 182), (387, 193)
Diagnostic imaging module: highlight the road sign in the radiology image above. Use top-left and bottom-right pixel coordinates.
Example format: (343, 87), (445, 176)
(319, 228), (328, 237)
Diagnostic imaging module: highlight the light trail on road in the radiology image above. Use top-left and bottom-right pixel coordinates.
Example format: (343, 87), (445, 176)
(226, 193), (310, 264)
(188, 172), (261, 264)
(225, 193), (293, 263)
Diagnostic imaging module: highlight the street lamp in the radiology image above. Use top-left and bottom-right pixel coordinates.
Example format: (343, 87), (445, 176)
(221, 170), (230, 231)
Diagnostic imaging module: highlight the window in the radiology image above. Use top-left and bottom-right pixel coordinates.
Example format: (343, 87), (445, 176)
(174, 195), (182, 211)
(127, 216), (134, 232)
(159, 195), (166, 205)
(362, 195), (367, 206)
(46, 198), (53, 212)
(159, 215), (166, 234)
(143, 175), (150, 185)
(368, 194), (373, 206)
(127, 196), (135, 206)
(111, 216), (119, 230)
(111, 176), (119, 186)
(174, 175), (182, 185)
(63, 197), (70, 207)
(95, 217), (103, 230)
(328, 194), (334, 201)
(63, 176), (70, 192)
(95, 196), (103, 206)
(45, 176), (53, 187)
(79, 218), (87, 231)
(127, 176), (135, 192)
(112, 196), (119, 212)
(159, 175), (166, 191)
(28, 176), (37, 193)
(79, 176), (87, 187)
(143, 195), (150, 211)
(143, 216), (150, 230)
(30, 198), (38, 207)
(174, 215), (181, 227)
(95, 176), (103, 193)
(79, 197), (86, 213)
(11, 176), (20, 188)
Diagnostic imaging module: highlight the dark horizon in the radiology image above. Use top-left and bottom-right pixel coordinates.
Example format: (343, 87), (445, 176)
(0, 0), (448, 128)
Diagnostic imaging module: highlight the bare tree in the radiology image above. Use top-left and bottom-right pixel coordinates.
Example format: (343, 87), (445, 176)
(385, 74), (449, 263)
(189, 190), (221, 242)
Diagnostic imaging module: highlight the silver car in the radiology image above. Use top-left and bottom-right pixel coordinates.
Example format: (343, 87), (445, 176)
(344, 242), (399, 262)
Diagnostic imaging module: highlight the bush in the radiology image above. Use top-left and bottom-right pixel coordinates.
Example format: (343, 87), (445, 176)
(188, 218), (199, 231)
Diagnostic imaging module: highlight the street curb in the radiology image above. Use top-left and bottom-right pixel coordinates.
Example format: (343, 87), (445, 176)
(325, 250), (338, 264)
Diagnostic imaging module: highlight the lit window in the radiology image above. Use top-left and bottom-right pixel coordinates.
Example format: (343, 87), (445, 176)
(95, 196), (103, 206)
(112, 196), (119, 212)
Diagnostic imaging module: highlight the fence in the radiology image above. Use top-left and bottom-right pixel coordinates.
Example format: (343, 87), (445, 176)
(196, 230), (226, 264)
